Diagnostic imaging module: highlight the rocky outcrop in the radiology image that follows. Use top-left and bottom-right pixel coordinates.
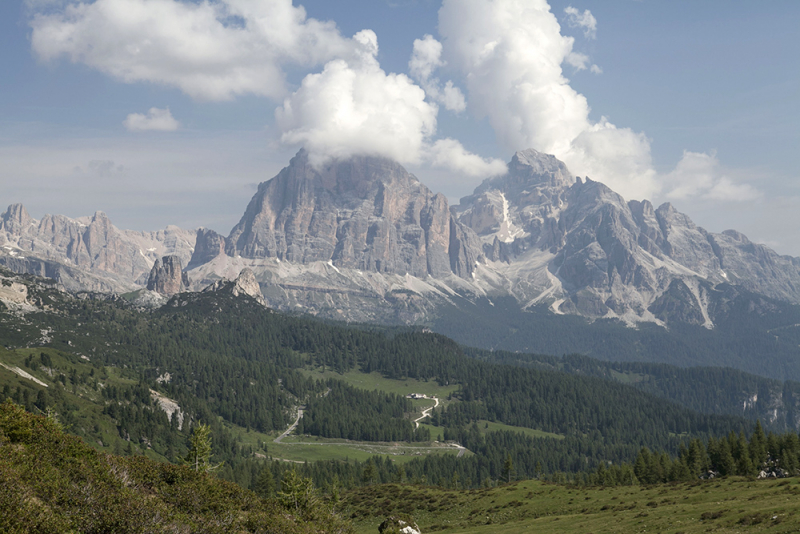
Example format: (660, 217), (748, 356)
(202, 268), (266, 305)
(146, 256), (189, 296)
(225, 149), (482, 279)
(1, 204), (33, 237)
(188, 228), (227, 269)
(378, 516), (421, 534)
(5, 148), (800, 331)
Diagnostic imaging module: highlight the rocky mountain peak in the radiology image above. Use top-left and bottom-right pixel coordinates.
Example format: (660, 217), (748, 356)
(224, 148), (482, 279)
(1, 203), (32, 234)
(509, 148), (575, 188)
(146, 255), (189, 296)
(188, 228), (227, 269)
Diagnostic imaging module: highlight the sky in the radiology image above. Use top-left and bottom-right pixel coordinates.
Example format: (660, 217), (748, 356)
(1, 0), (799, 254)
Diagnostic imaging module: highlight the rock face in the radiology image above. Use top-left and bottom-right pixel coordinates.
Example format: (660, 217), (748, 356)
(225, 149), (482, 278)
(146, 256), (189, 296)
(452, 148), (800, 325)
(188, 228), (227, 269)
(182, 148), (800, 329)
(202, 268), (266, 305)
(0, 204), (196, 292)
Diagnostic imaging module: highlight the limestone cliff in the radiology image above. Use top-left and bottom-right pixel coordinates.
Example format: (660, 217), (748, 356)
(146, 256), (189, 296)
(225, 150), (482, 279)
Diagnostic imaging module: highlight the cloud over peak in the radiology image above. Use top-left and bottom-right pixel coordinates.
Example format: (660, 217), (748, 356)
(438, 0), (657, 199)
(276, 29), (504, 177)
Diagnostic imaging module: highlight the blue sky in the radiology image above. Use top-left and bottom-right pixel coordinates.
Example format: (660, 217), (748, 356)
(1, 0), (799, 254)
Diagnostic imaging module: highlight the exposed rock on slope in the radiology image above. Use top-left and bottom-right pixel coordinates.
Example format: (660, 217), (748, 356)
(5, 148), (800, 332)
(146, 256), (189, 296)
(202, 268), (266, 305)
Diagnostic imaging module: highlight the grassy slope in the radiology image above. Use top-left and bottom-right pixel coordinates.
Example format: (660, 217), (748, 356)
(346, 478), (800, 534)
(0, 346), (165, 459)
(0, 400), (350, 534)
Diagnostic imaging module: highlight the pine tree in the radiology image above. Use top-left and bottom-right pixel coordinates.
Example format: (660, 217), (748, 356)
(362, 460), (377, 485)
(502, 454), (514, 484)
(184, 423), (220, 472)
(253, 465), (274, 498)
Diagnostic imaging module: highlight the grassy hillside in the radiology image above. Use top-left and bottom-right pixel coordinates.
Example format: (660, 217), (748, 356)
(0, 400), (351, 534)
(346, 478), (800, 533)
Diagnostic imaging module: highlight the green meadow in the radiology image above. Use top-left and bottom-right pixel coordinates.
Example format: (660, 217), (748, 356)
(347, 477), (800, 533)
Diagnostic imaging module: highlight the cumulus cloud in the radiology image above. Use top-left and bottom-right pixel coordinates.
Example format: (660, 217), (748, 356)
(276, 30), (501, 177)
(409, 35), (466, 112)
(29, 0), (352, 101)
(428, 139), (507, 177)
(663, 151), (760, 202)
(564, 6), (597, 39)
(438, 0), (658, 199)
(276, 30), (436, 167)
(123, 107), (179, 131)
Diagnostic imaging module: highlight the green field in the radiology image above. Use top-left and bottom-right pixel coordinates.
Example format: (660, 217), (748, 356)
(300, 367), (460, 405)
(417, 419), (562, 443)
(346, 477), (800, 533)
(270, 436), (462, 464)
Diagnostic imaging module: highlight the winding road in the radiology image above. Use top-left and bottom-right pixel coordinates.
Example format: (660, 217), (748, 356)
(413, 396), (439, 428)
(274, 406), (304, 443)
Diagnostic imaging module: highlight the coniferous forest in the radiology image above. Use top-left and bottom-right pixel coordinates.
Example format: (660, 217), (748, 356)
(3, 268), (800, 496)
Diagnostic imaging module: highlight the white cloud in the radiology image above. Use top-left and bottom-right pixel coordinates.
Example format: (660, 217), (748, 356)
(409, 35), (466, 112)
(276, 30), (437, 167)
(29, 0), (352, 101)
(428, 138), (507, 177)
(123, 107), (179, 132)
(664, 151), (760, 202)
(565, 51), (590, 71)
(564, 6), (597, 39)
(438, 0), (658, 199)
(276, 30), (497, 177)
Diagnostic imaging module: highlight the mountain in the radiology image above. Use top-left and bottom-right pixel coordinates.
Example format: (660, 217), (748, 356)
(183, 148), (800, 330)
(224, 149), (481, 279)
(453, 148), (800, 324)
(5, 148), (800, 378)
(0, 204), (196, 292)
(186, 149), (485, 324)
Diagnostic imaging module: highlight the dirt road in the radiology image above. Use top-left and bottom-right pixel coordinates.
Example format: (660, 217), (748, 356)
(413, 396), (439, 429)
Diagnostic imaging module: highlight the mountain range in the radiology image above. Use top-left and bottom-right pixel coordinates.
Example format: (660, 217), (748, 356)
(4, 148), (800, 374)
